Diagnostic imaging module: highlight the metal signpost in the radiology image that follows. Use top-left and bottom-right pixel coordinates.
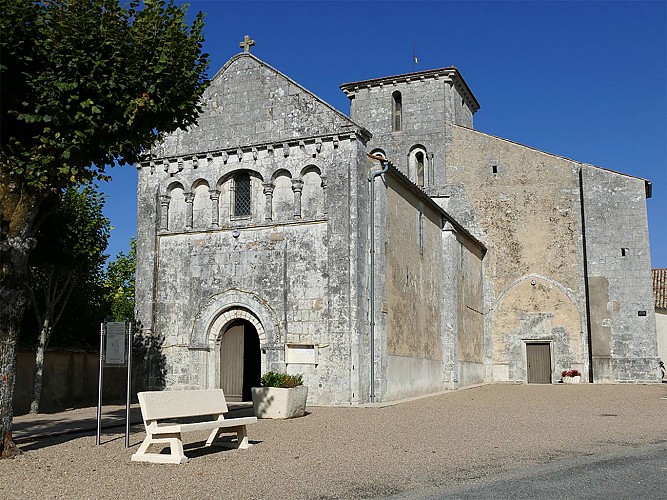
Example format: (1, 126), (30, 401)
(96, 320), (133, 447)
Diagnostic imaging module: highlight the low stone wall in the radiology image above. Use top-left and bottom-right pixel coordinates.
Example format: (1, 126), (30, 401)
(14, 344), (166, 415)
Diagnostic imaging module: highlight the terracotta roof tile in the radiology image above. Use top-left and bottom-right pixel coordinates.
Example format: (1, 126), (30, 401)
(653, 269), (667, 309)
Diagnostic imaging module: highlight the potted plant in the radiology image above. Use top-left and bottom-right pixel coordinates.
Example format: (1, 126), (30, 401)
(251, 371), (308, 419)
(561, 369), (582, 384)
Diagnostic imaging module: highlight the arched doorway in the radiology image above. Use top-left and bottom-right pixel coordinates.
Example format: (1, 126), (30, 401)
(219, 319), (261, 401)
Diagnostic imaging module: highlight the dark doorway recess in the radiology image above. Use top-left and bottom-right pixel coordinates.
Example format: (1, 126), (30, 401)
(220, 319), (261, 401)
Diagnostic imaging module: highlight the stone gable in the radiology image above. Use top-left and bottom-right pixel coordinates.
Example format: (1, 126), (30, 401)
(152, 53), (364, 159)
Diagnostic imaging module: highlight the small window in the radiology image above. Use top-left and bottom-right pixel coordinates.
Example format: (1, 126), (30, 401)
(416, 152), (425, 187)
(392, 91), (402, 131)
(491, 165), (498, 174)
(409, 146), (428, 187)
(233, 173), (251, 217)
(621, 247), (628, 257)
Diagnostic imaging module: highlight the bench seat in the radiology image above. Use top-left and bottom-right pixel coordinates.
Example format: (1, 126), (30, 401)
(151, 416), (258, 435)
(131, 389), (257, 464)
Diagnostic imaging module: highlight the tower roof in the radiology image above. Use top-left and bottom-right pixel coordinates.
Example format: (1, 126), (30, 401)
(340, 66), (480, 113)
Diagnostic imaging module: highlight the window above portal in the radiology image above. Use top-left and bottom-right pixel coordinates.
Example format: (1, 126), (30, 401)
(233, 172), (252, 218)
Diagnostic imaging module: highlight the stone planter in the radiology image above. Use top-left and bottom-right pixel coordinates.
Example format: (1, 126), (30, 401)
(562, 375), (581, 384)
(251, 385), (308, 419)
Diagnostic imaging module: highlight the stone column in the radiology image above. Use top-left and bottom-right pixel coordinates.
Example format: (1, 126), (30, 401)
(209, 189), (220, 228)
(159, 194), (170, 231)
(263, 182), (274, 221)
(292, 179), (304, 219)
(320, 175), (328, 215)
(184, 191), (194, 229)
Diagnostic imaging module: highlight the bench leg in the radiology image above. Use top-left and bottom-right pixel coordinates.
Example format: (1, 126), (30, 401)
(236, 426), (250, 449)
(205, 428), (223, 447)
(131, 433), (188, 464)
(205, 425), (250, 449)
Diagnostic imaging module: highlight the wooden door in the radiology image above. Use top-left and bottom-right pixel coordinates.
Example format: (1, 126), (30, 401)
(526, 343), (551, 383)
(220, 324), (244, 401)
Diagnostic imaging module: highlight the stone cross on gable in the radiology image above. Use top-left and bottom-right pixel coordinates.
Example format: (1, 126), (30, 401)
(239, 35), (255, 53)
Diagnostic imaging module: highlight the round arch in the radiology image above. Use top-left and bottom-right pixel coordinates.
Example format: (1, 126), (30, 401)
(191, 178), (211, 190)
(189, 289), (281, 393)
(189, 288), (280, 348)
(217, 168), (264, 189)
(271, 168), (293, 182)
(299, 164), (322, 179)
(166, 180), (185, 195)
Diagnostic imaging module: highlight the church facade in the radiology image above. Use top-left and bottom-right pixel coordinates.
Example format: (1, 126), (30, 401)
(134, 47), (659, 404)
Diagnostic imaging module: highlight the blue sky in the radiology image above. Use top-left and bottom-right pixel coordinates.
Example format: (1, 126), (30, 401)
(102, 0), (666, 267)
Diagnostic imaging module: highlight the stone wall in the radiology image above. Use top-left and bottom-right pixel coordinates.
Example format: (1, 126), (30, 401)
(445, 124), (589, 382)
(456, 235), (485, 385)
(135, 129), (370, 403)
(656, 310), (667, 367)
(582, 166), (658, 382)
(13, 347), (164, 415)
(153, 54), (354, 157)
(383, 174), (445, 400)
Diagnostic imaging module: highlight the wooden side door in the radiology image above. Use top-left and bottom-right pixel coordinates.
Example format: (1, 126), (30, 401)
(526, 343), (551, 384)
(220, 323), (244, 401)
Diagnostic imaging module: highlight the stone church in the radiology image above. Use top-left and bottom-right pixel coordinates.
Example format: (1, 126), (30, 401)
(134, 41), (659, 404)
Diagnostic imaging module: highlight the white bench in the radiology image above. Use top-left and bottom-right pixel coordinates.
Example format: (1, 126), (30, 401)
(131, 389), (257, 464)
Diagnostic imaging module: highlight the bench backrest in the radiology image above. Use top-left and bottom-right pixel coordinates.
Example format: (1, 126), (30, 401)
(137, 389), (229, 421)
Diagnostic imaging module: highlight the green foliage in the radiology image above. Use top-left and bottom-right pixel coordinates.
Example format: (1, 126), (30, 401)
(29, 186), (111, 279)
(260, 371), (304, 389)
(22, 185), (112, 348)
(0, 0), (209, 191)
(104, 238), (136, 322)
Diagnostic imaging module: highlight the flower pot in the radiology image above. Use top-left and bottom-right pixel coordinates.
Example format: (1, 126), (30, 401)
(562, 375), (581, 384)
(251, 385), (308, 419)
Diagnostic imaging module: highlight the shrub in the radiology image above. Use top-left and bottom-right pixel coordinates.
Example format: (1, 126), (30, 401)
(561, 369), (582, 378)
(261, 371), (303, 388)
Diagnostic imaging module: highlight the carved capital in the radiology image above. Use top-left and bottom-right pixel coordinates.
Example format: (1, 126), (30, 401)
(291, 179), (304, 193)
(263, 182), (275, 195)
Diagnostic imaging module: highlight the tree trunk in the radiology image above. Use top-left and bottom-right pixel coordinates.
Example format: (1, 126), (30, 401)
(0, 171), (49, 458)
(29, 318), (50, 414)
(0, 291), (23, 458)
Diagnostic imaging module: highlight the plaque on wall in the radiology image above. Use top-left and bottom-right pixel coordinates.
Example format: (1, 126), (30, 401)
(285, 343), (318, 365)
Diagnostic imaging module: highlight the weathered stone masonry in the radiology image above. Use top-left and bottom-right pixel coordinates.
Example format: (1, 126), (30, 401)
(134, 50), (659, 405)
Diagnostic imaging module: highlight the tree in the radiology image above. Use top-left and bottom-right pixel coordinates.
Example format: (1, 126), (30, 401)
(25, 186), (111, 414)
(0, 0), (209, 457)
(105, 238), (136, 322)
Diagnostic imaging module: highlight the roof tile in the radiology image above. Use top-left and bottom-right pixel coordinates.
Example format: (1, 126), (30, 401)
(653, 269), (667, 309)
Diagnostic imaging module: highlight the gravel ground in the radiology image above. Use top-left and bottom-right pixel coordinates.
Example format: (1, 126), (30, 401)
(2, 384), (666, 499)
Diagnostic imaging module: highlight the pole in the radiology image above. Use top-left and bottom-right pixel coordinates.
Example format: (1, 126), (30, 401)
(96, 322), (104, 446)
(125, 322), (133, 448)
(368, 154), (389, 403)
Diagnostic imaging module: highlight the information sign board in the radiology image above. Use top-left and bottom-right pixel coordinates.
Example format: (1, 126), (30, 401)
(105, 322), (127, 366)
